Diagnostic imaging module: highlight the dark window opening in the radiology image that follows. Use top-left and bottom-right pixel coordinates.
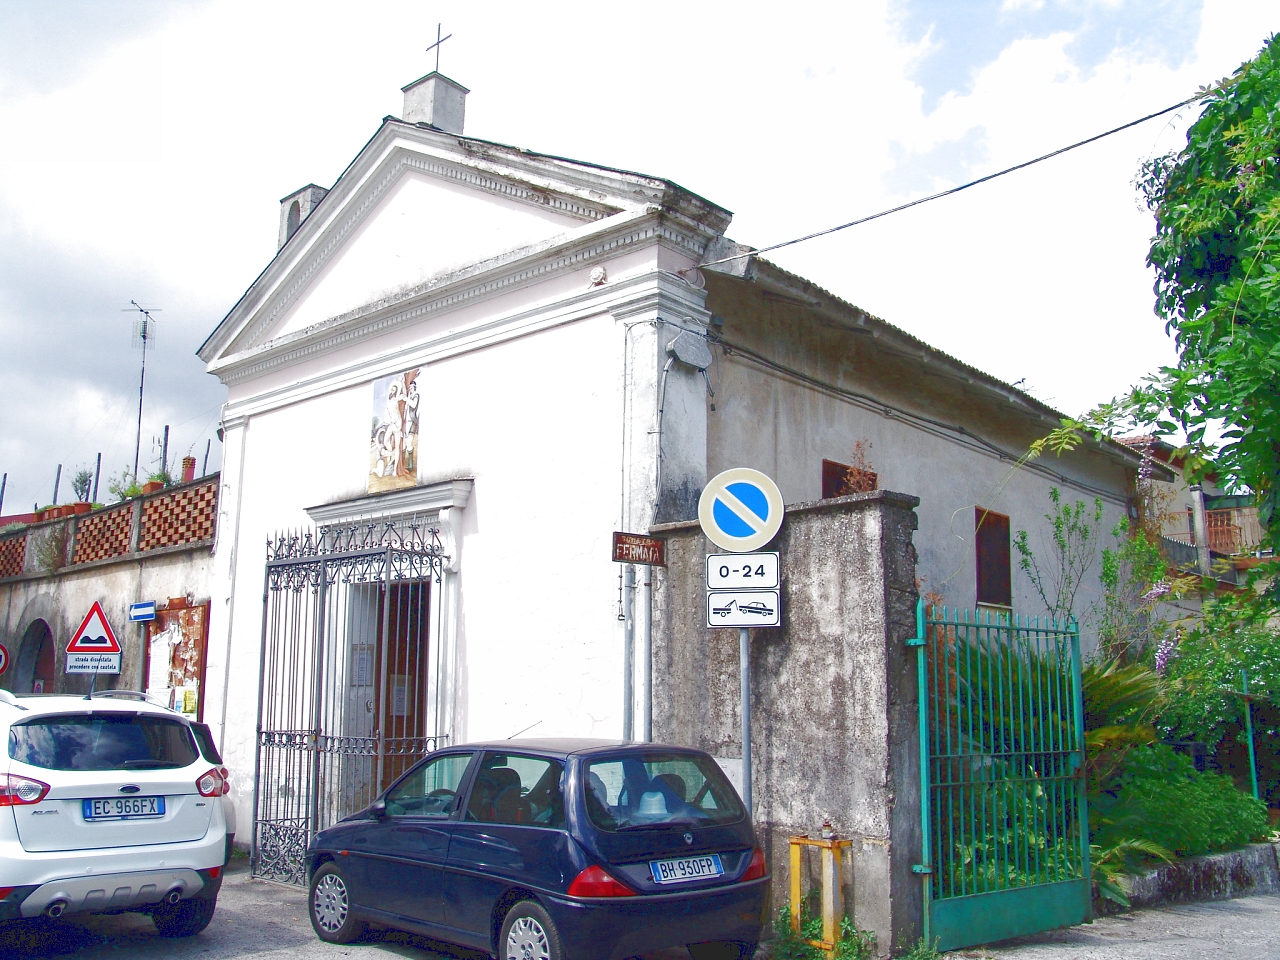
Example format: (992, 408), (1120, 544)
(822, 459), (878, 499)
(285, 200), (301, 240)
(975, 508), (1012, 607)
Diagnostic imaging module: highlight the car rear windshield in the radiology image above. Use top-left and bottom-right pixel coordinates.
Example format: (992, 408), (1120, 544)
(584, 752), (745, 831)
(8, 713), (199, 771)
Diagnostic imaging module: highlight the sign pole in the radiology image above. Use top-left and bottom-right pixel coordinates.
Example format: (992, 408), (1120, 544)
(623, 564), (635, 740)
(740, 626), (751, 816)
(642, 565), (653, 742)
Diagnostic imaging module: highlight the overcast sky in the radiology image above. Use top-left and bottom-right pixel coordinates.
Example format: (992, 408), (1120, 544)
(0, 0), (1275, 514)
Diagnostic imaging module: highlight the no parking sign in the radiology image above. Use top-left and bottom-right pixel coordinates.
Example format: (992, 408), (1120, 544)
(697, 468), (784, 553)
(0, 642), (8, 676)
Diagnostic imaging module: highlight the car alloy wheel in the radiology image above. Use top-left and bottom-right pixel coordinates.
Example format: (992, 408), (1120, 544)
(313, 872), (348, 932)
(308, 862), (366, 944)
(506, 915), (551, 960)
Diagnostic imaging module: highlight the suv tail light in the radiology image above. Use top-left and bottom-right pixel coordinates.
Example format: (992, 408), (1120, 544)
(741, 847), (767, 882)
(566, 865), (636, 898)
(196, 768), (227, 798)
(0, 774), (50, 806)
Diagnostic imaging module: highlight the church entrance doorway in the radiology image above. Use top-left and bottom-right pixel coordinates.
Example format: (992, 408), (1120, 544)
(252, 519), (448, 885)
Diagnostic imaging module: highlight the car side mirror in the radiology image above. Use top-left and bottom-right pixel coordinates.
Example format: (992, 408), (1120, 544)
(369, 798), (388, 820)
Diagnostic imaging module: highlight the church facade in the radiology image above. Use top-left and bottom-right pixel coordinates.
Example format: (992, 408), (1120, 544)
(198, 70), (1153, 843)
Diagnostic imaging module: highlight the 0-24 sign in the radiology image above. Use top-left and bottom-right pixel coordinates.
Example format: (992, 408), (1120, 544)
(706, 553), (779, 591)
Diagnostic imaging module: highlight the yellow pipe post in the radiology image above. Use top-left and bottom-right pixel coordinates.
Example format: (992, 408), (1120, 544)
(789, 835), (854, 956)
(790, 841), (803, 933)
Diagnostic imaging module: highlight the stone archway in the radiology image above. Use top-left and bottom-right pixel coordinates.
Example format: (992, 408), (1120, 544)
(12, 619), (57, 694)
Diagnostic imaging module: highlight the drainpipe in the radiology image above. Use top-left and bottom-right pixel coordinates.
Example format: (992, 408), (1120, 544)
(623, 564), (635, 740)
(1190, 484), (1211, 577)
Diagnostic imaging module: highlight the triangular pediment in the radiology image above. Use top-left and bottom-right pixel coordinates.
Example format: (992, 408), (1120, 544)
(262, 168), (584, 345)
(200, 120), (732, 368)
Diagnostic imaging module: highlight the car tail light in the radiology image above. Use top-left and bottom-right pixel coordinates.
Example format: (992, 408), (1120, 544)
(566, 865), (636, 898)
(0, 774), (50, 806)
(741, 847), (767, 882)
(0, 888), (13, 900)
(219, 767), (231, 794)
(196, 768), (226, 798)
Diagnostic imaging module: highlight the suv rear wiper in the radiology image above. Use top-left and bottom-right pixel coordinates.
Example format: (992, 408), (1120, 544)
(615, 818), (700, 832)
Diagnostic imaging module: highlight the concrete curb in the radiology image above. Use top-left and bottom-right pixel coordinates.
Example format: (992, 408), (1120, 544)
(1096, 843), (1280, 914)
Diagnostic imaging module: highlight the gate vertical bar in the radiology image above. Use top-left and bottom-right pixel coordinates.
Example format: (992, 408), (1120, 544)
(912, 598), (931, 945)
(1070, 619), (1090, 910)
(251, 564), (271, 875)
(310, 558), (327, 838)
(376, 544), (392, 789)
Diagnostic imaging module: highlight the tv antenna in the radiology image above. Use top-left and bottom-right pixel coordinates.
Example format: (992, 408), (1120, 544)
(123, 301), (160, 481)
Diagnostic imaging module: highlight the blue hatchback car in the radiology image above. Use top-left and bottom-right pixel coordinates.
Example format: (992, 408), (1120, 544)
(305, 739), (768, 960)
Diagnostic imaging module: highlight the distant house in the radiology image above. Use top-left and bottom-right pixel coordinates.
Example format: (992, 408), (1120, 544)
(196, 69), (1158, 841)
(1119, 435), (1268, 585)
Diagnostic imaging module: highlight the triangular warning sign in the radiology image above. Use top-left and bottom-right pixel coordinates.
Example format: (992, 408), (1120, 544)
(67, 601), (122, 654)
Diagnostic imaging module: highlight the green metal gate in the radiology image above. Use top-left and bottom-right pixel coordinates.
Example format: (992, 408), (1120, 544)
(909, 600), (1090, 951)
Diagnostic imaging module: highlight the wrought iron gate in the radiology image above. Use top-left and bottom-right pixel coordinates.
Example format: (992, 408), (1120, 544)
(252, 518), (448, 884)
(910, 600), (1090, 951)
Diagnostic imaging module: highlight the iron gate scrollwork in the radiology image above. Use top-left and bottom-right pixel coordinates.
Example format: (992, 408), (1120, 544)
(252, 517), (449, 884)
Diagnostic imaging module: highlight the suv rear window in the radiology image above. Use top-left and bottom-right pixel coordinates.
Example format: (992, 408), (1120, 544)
(584, 752), (744, 831)
(8, 713), (199, 771)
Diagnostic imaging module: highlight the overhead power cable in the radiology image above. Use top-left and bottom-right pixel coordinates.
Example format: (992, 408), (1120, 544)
(700, 90), (1210, 268)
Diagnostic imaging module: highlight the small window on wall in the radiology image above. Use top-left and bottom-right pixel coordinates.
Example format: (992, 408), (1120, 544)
(975, 508), (1011, 607)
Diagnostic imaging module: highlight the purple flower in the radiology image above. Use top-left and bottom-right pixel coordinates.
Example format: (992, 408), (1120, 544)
(1155, 635), (1178, 675)
(1140, 580), (1172, 604)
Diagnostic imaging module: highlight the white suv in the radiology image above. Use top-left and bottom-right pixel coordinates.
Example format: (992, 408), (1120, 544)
(0, 689), (229, 937)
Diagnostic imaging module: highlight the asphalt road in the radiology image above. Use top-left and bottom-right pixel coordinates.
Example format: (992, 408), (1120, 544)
(967, 894), (1280, 960)
(0, 860), (1277, 960)
(0, 859), (484, 960)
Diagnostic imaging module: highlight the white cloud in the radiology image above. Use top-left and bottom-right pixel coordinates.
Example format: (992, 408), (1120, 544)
(0, 0), (1276, 509)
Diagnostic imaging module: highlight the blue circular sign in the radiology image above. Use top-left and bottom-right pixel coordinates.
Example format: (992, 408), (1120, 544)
(698, 468), (785, 552)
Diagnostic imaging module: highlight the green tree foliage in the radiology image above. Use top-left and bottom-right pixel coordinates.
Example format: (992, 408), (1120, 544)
(71, 468), (93, 503)
(1133, 35), (1280, 541)
(1092, 745), (1268, 858)
(107, 470), (142, 502)
(1012, 487), (1104, 624)
(1158, 584), (1280, 746)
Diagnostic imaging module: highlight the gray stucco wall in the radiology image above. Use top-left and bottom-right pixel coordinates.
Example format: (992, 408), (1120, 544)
(702, 272), (1140, 654)
(0, 544), (212, 696)
(651, 491), (923, 956)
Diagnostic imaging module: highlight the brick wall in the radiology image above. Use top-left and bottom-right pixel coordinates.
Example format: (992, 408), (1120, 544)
(0, 475), (220, 581)
(0, 535), (24, 578)
(71, 505), (133, 564)
(139, 479), (218, 551)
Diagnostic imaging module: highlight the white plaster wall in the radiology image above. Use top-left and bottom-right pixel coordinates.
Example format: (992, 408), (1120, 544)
(207, 303), (672, 831)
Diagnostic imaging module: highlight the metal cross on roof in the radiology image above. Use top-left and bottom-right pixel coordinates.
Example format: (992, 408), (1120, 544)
(425, 22), (452, 74)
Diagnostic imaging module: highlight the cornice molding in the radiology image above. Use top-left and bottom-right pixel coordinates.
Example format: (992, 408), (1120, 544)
(209, 212), (712, 385)
(202, 121), (732, 364)
(305, 479), (473, 524)
(219, 270), (707, 423)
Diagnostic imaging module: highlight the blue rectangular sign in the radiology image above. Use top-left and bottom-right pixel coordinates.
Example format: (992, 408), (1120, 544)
(128, 601), (156, 623)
